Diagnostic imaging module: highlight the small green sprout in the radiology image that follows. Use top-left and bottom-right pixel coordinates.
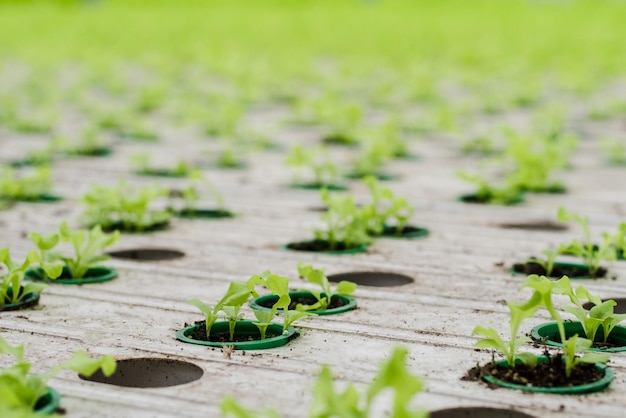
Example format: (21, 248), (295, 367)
(221, 347), (427, 418)
(561, 335), (609, 378)
(296, 262), (356, 312)
(80, 181), (171, 232)
(0, 248), (60, 308)
(360, 176), (414, 235)
(29, 221), (120, 279)
(556, 207), (617, 277)
(168, 170), (225, 213)
(0, 335), (116, 414)
(314, 189), (372, 250)
(285, 144), (339, 187)
(457, 170), (522, 205)
(0, 166), (54, 201)
(351, 135), (393, 177)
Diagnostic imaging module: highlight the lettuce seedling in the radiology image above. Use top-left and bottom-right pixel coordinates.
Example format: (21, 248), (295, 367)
(296, 262), (356, 311)
(360, 175), (414, 235)
(221, 346), (426, 418)
(351, 135), (392, 177)
(0, 335), (116, 413)
(0, 166), (54, 201)
(314, 189), (372, 250)
(0, 248), (60, 307)
(80, 181), (171, 232)
(29, 221), (120, 279)
(285, 144), (340, 187)
(457, 170), (522, 205)
(561, 335), (610, 378)
(168, 170), (225, 213)
(556, 207), (617, 277)
(131, 153), (192, 177)
(189, 281), (259, 340)
(472, 291), (540, 367)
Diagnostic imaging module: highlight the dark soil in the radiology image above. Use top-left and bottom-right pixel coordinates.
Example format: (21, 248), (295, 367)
(498, 220), (567, 231)
(463, 355), (605, 388)
(322, 134), (358, 146)
(286, 240), (363, 252)
(100, 220), (170, 233)
(257, 294), (347, 311)
(189, 321), (280, 343)
(512, 261), (606, 279)
(379, 225), (427, 237)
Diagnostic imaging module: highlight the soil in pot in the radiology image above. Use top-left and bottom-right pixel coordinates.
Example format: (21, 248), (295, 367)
(429, 407), (536, 418)
(458, 193), (524, 206)
(497, 220), (567, 231)
(34, 387), (61, 414)
(13, 194), (63, 203)
(177, 320), (297, 350)
(511, 261), (606, 279)
(463, 355), (611, 393)
(344, 171), (396, 181)
(174, 208), (234, 219)
(107, 247), (185, 261)
(284, 240), (368, 255)
(99, 220), (170, 234)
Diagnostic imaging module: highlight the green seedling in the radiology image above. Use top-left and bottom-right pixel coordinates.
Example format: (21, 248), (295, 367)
(460, 136), (497, 156)
(0, 335), (116, 414)
(526, 244), (572, 276)
(81, 181), (171, 232)
(168, 170), (225, 213)
(29, 221), (119, 279)
(248, 270), (313, 334)
(222, 346), (426, 418)
(561, 335), (610, 378)
(320, 101), (362, 146)
(351, 135), (392, 177)
(0, 166), (54, 201)
(131, 153), (192, 177)
(314, 188), (372, 250)
(472, 292), (540, 367)
(189, 281), (259, 340)
(0, 248), (60, 308)
(216, 145), (246, 169)
(296, 262), (356, 311)
(457, 170), (522, 205)
(285, 144), (339, 187)
(61, 127), (110, 156)
(360, 175), (414, 235)
(557, 207), (617, 277)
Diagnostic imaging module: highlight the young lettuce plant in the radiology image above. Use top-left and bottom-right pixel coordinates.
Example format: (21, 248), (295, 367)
(80, 181), (171, 232)
(248, 271), (313, 334)
(360, 175), (414, 235)
(0, 166), (55, 201)
(189, 281), (259, 341)
(0, 335), (116, 414)
(314, 189), (372, 250)
(168, 170), (225, 214)
(285, 144), (340, 188)
(556, 207), (617, 277)
(350, 135), (393, 178)
(221, 346), (427, 418)
(561, 335), (610, 378)
(457, 170), (522, 205)
(29, 221), (120, 279)
(296, 262), (356, 312)
(130, 153), (192, 177)
(0, 248), (60, 308)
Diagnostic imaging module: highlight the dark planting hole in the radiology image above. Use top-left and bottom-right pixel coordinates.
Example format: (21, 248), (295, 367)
(80, 358), (203, 388)
(498, 220), (567, 231)
(107, 248), (185, 261)
(430, 407), (536, 418)
(327, 271), (414, 287)
(583, 298), (626, 314)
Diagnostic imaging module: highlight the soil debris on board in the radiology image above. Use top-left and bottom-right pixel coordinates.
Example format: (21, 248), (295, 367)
(512, 261), (606, 279)
(462, 354), (605, 388)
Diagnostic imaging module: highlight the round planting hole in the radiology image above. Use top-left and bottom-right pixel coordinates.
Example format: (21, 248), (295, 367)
(583, 298), (626, 314)
(80, 358), (203, 388)
(327, 271), (414, 287)
(107, 248), (185, 261)
(430, 407), (536, 418)
(497, 220), (567, 231)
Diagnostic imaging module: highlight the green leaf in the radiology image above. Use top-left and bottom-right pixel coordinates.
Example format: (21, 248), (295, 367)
(335, 280), (357, 295)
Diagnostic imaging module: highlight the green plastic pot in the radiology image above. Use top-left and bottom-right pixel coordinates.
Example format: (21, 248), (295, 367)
(510, 261), (597, 280)
(530, 321), (626, 352)
(175, 208), (234, 219)
(283, 240), (368, 255)
(137, 169), (189, 178)
(344, 172), (396, 181)
(249, 291), (357, 316)
(458, 193), (524, 206)
(99, 219), (170, 234)
(2, 287), (41, 311)
(290, 182), (348, 191)
(34, 387), (61, 415)
(378, 225), (429, 239)
(25, 266), (118, 285)
(176, 320), (297, 350)
(483, 356), (613, 394)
